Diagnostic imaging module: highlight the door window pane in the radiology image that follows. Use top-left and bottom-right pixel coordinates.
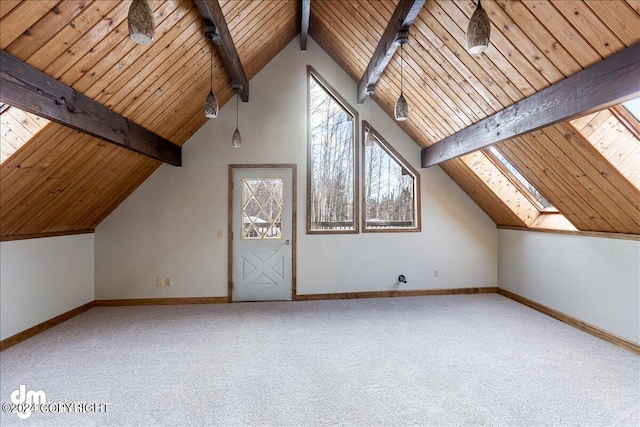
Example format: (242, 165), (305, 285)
(242, 178), (284, 239)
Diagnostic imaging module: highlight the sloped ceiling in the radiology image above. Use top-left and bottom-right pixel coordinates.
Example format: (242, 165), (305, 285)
(310, 0), (640, 234)
(0, 0), (298, 238)
(1, 0), (639, 239)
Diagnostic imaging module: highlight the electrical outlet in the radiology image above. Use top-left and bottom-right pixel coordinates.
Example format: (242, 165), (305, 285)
(433, 269), (439, 278)
(156, 277), (163, 287)
(217, 229), (224, 239)
(166, 277), (172, 286)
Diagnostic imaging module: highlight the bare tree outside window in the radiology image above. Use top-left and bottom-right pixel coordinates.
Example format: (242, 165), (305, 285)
(363, 123), (420, 232)
(307, 69), (358, 232)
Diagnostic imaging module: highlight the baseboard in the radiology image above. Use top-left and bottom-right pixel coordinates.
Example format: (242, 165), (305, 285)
(0, 301), (96, 352)
(295, 287), (498, 301)
(93, 297), (228, 306)
(497, 288), (640, 356)
(6, 290), (635, 356)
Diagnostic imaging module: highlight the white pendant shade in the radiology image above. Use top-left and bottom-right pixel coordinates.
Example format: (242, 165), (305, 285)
(232, 128), (241, 148)
(204, 90), (219, 118)
(395, 93), (408, 121)
(365, 91), (375, 146)
(128, 0), (155, 45)
(232, 88), (241, 147)
(466, 0), (490, 54)
(365, 127), (375, 146)
(395, 41), (409, 122)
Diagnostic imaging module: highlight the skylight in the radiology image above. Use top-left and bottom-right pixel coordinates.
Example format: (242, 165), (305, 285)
(622, 98), (640, 122)
(0, 105), (49, 164)
(488, 146), (555, 211)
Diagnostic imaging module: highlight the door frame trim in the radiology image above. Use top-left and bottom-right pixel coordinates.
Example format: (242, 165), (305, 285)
(228, 164), (297, 303)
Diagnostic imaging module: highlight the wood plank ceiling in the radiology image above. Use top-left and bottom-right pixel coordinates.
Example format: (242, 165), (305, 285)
(0, 0), (298, 238)
(0, 1), (638, 239)
(310, 0), (640, 235)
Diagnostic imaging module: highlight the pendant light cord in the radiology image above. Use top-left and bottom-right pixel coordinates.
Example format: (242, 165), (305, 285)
(369, 94), (372, 129)
(236, 91), (239, 129)
(400, 44), (404, 96)
(210, 43), (213, 90)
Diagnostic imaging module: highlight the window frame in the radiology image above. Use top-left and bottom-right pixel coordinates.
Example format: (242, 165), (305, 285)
(612, 104), (640, 140)
(361, 121), (421, 233)
(484, 146), (557, 213)
(306, 66), (360, 235)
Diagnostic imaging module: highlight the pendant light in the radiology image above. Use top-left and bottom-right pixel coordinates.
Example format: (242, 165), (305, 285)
(365, 85), (375, 147)
(466, 0), (491, 54)
(232, 83), (242, 148)
(394, 34), (409, 122)
(204, 43), (219, 119)
(128, 0), (155, 45)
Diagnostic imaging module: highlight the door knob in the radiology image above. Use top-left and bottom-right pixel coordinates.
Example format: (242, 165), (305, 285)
(285, 240), (290, 245)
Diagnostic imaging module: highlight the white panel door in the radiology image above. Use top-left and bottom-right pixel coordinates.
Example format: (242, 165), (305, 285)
(232, 168), (293, 301)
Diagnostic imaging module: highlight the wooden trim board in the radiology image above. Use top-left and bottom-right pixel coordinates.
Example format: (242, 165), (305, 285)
(497, 288), (640, 355)
(3, 290), (637, 356)
(0, 301), (96, 351)
(93, 297), (228, 306)
(295, 287), (498, 301)
(0, 229), (95, 242)
(497, 225), (640, 241)
(0, 298), (227, 350)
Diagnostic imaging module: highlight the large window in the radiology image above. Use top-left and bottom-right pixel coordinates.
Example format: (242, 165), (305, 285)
(362, 122), (420, 232)
(307, 67), (359, 233)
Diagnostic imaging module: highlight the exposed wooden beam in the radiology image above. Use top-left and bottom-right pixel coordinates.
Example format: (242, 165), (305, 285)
(301, 0), (311, 50)
(194, 0), (249, 102)
(356, 0), (426, 103)
(421, 42), (640, 168)
(0, 50), (181, 166)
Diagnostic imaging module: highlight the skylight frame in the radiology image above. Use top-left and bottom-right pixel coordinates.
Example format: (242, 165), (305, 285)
(485, 146), (557, 212)
(613, 99), (640, 141)
(0, 105), (50, 165)
(622, 98), (640, 122)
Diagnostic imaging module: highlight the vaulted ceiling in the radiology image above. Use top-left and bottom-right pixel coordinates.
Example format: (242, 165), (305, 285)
(1, 0), (639, 240)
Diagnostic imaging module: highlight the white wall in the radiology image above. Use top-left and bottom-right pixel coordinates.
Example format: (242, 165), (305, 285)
(498, 229), (640, 344)
(0, 234), (94, 340)
(94, 38), (497, 299)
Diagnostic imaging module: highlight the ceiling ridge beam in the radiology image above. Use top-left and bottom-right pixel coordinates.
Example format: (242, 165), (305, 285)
(301, 0), (310, 51)
(194, 0), (249, 102)
(421, 42), (640, 168)
(0, 50), (181, 166)
(356, 0), (426, 103)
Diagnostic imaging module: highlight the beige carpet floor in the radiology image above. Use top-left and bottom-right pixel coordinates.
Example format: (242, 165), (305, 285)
(0, 294), (638, 426)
